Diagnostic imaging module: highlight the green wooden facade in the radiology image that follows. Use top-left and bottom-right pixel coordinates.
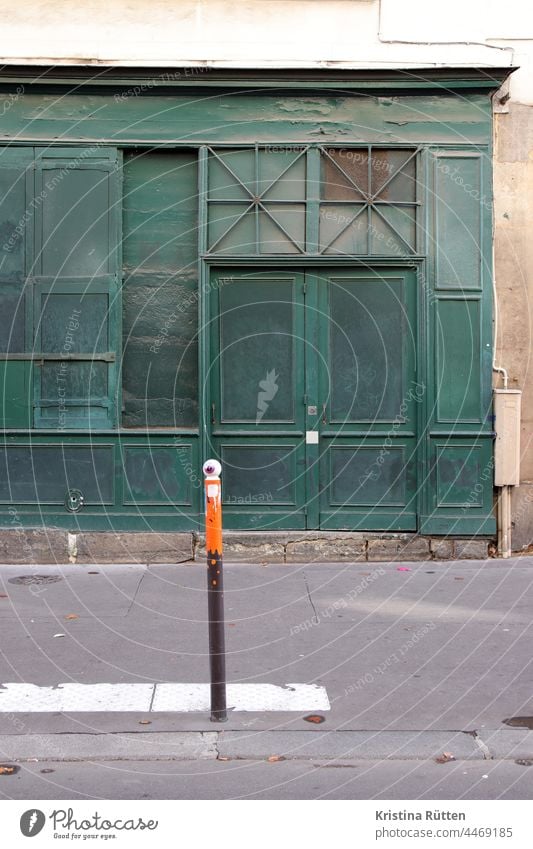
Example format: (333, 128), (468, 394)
(0, 67), (508, 533)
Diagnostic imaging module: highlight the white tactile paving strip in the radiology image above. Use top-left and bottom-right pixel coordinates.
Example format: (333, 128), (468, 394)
(0, 683), (154, 712)
(0, 682), (330, 713)
(153, 683), (330, 712)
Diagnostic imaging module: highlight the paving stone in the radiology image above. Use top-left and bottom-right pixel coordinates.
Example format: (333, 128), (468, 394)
(74, 532), (194, 564)
(217, 730), (483, 760)
(367, 536), (430, 562)
(480, 730), (533, 760)
(0, 530), (67, 564)
(454, 540), (490, 560)
(286, 536), (366, 563)
(219, 533), (286, 563)
(430, 539), (455, 560)
(0, 732), (218, 761)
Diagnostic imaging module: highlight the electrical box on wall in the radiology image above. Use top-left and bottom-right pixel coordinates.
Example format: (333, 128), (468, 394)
(494, 389), (521, 486)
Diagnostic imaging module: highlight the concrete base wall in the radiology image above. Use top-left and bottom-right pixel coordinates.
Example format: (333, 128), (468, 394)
(0, 530), (495, 565)
(511, 484), (533, 552)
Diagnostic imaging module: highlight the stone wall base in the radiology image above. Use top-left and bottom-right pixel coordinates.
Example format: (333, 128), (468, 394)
(0, 530), (497, 565)
(511, 484), (533, 552)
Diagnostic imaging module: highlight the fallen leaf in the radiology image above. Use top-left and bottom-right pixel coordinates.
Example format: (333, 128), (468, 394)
(40, 768), (55, 774)
(64, 614), (78, 620)
(0, 765), (17, 775)
(0, 594), (8, 599)
(228, 623), (236, 627)
(139, 720), (151, 725)
(454, 577), (464, 581)
(303, 714), (326, 724)
(397, 567), (411, 572)
(435, 751), (455, 764)
(218, 756), (230, 761)
(267, 755), (286, 762)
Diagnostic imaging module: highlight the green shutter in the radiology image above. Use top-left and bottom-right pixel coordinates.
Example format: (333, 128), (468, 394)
(421, 150), (495, 535)
(0, 148), (33, 427)
(32, 148), (121, 429)
(121, 150), (199, 428)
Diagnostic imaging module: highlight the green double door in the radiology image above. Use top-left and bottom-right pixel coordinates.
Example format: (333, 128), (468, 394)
(208, 266), (419, 531)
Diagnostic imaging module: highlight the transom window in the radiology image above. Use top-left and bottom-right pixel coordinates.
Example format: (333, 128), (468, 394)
(205, 145), (420, 256)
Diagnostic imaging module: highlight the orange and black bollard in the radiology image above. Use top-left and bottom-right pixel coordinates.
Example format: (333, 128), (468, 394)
(203, 459), (227, 722)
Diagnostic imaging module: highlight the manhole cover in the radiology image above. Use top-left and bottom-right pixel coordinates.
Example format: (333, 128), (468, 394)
(8, 575), (62, 586)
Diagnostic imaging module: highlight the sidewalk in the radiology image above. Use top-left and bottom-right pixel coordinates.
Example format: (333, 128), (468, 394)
(0, 557), (532, 797)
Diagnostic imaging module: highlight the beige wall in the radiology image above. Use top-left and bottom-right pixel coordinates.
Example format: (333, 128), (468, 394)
(494, 103), (533, 548)
(0, 0), (516, 70)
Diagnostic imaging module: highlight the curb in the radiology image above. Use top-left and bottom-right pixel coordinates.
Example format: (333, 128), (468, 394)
(1, 730), (532, 763)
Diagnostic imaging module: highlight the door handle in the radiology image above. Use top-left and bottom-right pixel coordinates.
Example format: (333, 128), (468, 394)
(322, 402), (327, 424)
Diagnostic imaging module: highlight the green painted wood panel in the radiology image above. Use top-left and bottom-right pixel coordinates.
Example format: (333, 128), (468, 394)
(328, 274), (410, 422)
(0, 147), (32, 284)
(329, 444), (410, 506)
(219, 279), (296, 423)
(420, 437), (495, 535)
(319, 437), (418, 531)
(33, 148), (119, 278)
(434, 153), (482, 289)
(0, 149), (33, 377)
(0, 287), (26, 353)
(0, 91), (492, 146)
(221, 444), (298, 505)
(122, 150), (198, 428)
(0, 433), (202, 529)
(436, 298), (482, 422)
(33, 283), (119, 429)
(123, 446), (193, 506)
(0, 444), (114, 503)
(0, 362), (32, 428)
